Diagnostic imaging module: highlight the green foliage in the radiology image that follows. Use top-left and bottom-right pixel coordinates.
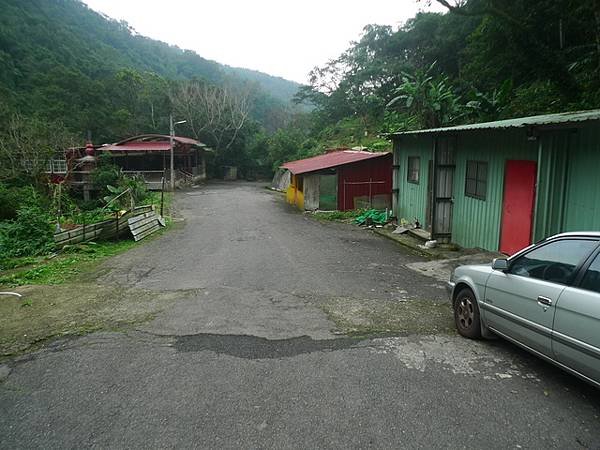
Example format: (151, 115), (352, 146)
(312, 210), (365, 222)
(267, 127), (319, 171)
(0, 183), (45, 221)
(68, 208), (111, 225)
(0, 0), (300, 145)
(0, 206), (54, 258)
(299, 2), (600, 138)
(387, 63), (465, 129)
(0, 239), (138, 286)
(102, 175), (148, 211)
(90, 153), (121, 195)
(0, 113), (75, 180)
(503, 81), (569, 117)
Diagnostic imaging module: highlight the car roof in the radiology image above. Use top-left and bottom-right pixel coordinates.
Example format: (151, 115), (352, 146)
(507, 231), (600, 260)
(548, 232), (600, 239)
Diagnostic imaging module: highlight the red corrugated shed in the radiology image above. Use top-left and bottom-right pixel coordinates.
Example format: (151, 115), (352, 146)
(281, 150), (389, 175)
(337, 154), (393, 210)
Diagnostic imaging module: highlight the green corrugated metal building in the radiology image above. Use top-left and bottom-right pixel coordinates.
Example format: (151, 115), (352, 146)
(390, 110), (600, 254)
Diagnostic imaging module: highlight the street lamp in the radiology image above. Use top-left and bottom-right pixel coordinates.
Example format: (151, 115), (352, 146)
(170, 114), (187, 191)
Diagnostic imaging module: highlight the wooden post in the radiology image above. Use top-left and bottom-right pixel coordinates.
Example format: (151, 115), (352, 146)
(160, 176), (165, 216)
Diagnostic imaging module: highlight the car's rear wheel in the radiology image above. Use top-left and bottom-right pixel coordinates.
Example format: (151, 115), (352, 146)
(454, 288), (481, 339)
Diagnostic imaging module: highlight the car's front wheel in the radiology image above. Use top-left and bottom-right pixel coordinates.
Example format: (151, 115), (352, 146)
(454, 288), (482, 339)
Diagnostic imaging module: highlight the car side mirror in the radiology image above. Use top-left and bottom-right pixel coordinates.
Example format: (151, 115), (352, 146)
(492, 258), (508, 271)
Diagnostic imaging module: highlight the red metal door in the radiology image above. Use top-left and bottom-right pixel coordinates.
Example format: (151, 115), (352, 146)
(499, 160), (537, 255)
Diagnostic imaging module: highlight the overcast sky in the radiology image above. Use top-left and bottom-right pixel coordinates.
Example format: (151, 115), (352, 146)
(82, 0), (445, 84)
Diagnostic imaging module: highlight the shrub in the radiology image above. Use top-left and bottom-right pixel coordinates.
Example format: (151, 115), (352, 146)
(119, 175), (148, 205)
(102, 175), (149, 211)
(91, 153), (121, 195)
(0, 183), (45, 221)
(0, 206), (55, 257)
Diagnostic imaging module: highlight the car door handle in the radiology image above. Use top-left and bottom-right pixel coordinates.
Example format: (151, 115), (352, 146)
(537, 296), (553, 307)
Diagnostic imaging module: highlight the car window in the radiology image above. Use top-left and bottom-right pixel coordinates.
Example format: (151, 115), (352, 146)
(509, 239), (597, 284)
(580, 253), (600, 294)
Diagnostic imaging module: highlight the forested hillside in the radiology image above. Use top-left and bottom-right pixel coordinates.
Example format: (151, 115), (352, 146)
(0, 0), (300, 143)
(0, 0), (599, 179)
(289, 0), (600, 156)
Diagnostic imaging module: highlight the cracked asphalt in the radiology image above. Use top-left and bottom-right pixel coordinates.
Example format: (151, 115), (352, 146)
(1, 181), (599, 449)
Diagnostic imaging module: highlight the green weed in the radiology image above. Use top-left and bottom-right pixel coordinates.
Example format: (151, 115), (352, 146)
(312, 209), (365, 222)
(0, 240), (137, 286)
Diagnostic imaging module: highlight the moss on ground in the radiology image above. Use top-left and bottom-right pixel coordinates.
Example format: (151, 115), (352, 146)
(319, 296), (454, 338)
(0, 282), (197, 359)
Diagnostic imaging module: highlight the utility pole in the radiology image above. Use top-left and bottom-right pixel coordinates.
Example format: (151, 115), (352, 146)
(169, 114), (186, 191)
(170, 114), (175, 191)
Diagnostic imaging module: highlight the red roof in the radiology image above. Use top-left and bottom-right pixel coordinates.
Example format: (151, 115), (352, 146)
(102, 142), (171, 152)
(102, 134), (206, 152)
(281, 151), (390, 175)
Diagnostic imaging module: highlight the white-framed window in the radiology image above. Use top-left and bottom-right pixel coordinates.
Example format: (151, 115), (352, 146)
(45, 159), (67, 173)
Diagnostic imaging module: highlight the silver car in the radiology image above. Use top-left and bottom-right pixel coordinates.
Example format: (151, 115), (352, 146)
(448, 232), (600, 388)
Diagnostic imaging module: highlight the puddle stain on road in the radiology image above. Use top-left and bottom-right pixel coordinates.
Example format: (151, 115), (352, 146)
(174, 333), (359, 359)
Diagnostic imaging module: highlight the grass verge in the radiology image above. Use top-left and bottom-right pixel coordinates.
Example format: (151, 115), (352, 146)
(0, 193), (174, 287)
(311, 210), (364, 223)
(0, 240), (137, 286)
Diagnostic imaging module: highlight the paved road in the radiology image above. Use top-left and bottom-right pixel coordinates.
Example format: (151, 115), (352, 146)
(1, 182), (599, 449)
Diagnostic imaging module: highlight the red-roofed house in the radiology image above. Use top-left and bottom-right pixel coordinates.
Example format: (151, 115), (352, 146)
(281, 149), (392, 211)
(100, 134), (210, 188)
(55, 134), (211, 195)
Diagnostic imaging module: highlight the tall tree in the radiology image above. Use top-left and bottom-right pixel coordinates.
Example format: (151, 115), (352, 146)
(169, 81), (250, 151)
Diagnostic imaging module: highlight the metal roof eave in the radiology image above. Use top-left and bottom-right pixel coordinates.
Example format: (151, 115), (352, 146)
(388, 109), (600, 138)
(281, 151), (391, 175)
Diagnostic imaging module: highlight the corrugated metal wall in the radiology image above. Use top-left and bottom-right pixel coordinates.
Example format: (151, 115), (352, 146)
(337, 154), (392, 210)
(533, 131), (570, 241)
(393, 121), (600, 252)
(562, 125), (600, 231)
(451, 130), (537, 251)
(394, 136), (432, 226)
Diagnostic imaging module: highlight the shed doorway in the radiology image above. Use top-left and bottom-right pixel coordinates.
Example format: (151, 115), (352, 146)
(432, 138), (456, 241)
(499, 160), (537, 255)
